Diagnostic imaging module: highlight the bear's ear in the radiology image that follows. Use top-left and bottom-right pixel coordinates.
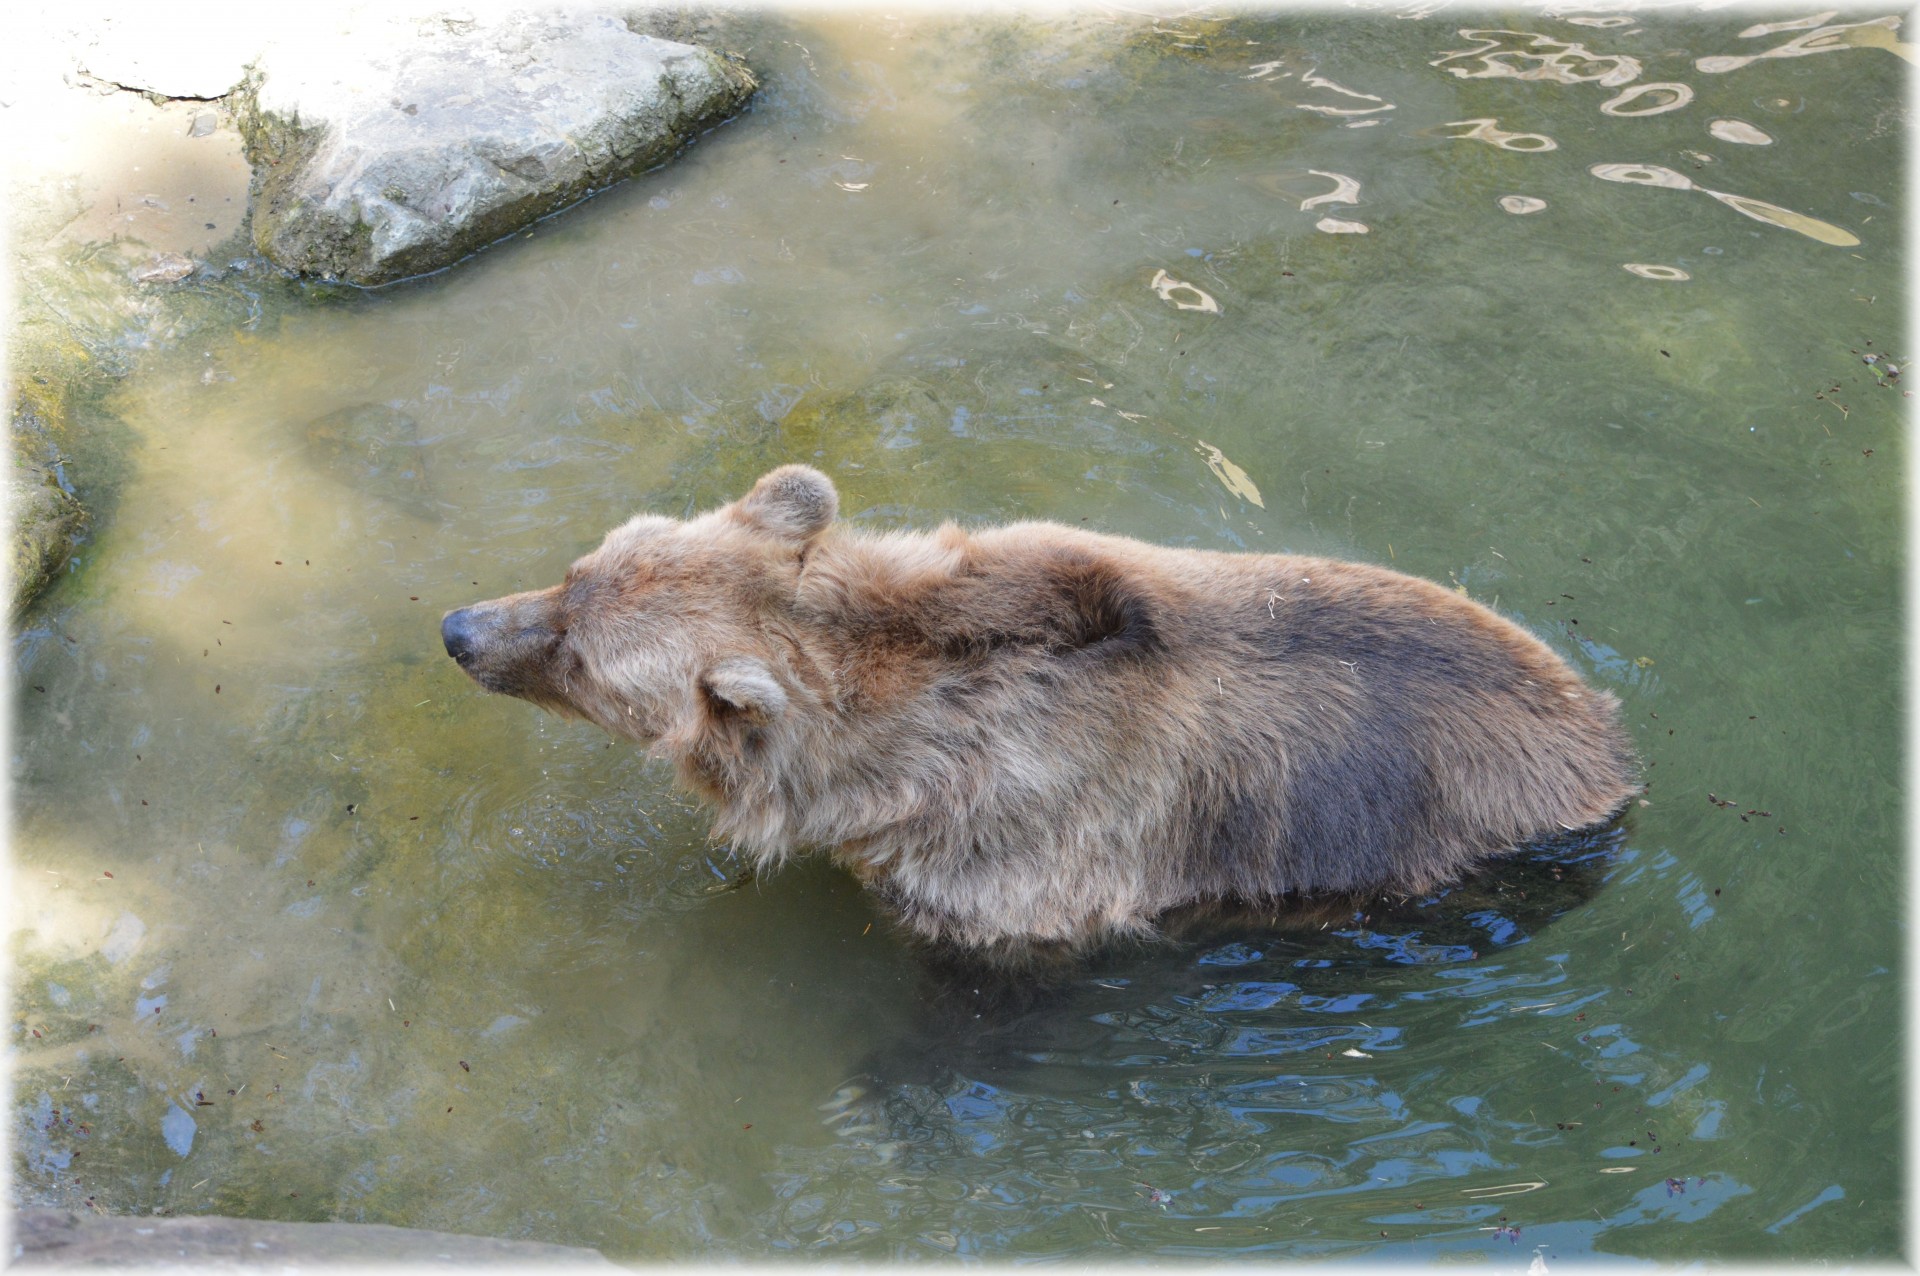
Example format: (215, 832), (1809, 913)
(733, 465), (838, 544)
(699, 656), (789, 724)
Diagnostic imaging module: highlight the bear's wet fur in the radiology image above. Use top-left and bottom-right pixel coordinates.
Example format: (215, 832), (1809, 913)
(443, 465), (1638, 952)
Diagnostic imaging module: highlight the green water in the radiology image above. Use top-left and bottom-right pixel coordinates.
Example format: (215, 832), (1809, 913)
(10, 9), (1905, 1262)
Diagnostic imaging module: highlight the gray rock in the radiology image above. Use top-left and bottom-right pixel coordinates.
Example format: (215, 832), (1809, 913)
(129, 252), (197, 284)
(234, 10), (755, 285)
(11, 1207), (617, 1266)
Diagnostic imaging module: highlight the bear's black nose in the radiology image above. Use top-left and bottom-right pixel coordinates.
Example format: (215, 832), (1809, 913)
(442, 608), (478, 664)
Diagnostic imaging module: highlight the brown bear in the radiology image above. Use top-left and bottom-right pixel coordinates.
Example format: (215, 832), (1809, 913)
(442, 465), (1637, 952)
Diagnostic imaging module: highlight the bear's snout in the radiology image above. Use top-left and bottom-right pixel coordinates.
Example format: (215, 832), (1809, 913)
(441, 607), (483, 665)
(441, 594), (570, 705)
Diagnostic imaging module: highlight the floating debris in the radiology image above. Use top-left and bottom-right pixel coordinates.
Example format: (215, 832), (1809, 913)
(1499, 195), (1547, 214)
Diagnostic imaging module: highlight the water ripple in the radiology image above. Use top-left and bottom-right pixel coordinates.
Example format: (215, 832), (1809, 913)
(1439, 118), (1557, 152)
(1591, 163), (1860, 246)
(1697, 14), (1913, 73)
(1600, 83), (1694, 117)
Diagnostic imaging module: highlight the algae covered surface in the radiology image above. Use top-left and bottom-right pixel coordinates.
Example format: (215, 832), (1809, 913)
(9, 8), (1906, 1263)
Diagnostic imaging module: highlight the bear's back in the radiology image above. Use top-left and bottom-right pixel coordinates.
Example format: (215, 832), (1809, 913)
(781, 523), (1634, 946)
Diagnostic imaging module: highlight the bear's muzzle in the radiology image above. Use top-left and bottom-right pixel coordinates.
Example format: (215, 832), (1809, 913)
(441, 594), (570, 703)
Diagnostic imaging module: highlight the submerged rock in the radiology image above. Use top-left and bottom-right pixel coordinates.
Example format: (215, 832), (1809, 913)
(303, 402), (438, 520)
(10, 390), (89, 617)
(129, 251), (197, 284)
(234, 11), (756, 286)
(9, 463), (86, 616)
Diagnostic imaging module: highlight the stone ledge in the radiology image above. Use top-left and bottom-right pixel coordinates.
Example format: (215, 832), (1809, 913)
(11, 1206), (618, 1267)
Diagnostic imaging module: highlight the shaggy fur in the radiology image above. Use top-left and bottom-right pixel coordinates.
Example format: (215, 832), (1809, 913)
(443, 466), (1638, 950)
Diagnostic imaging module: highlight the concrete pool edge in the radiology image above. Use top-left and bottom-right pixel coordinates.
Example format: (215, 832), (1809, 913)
(10, 1205), (619, 1267)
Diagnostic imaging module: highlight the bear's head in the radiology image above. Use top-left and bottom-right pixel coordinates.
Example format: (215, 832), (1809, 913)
(441, 466), (838, 759)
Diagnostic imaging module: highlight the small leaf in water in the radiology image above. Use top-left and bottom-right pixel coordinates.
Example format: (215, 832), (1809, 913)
(1194, 441), (1264, 507)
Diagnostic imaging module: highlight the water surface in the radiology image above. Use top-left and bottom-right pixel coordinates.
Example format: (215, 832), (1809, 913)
(10, 8), (1905, 1262)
